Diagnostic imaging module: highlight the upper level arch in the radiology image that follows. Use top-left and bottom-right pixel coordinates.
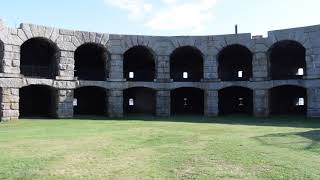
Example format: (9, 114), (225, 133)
(170, 46), (204, 82)
(268, 40), (306, 80)
(123, 45), (155, 82)
(74, 43), (109, 81)
(20, 37), (59, 79)
(218, 44), (253, 81)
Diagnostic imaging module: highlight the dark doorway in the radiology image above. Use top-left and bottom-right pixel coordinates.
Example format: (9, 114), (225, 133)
(75, 43), (108, 81)
(20, 38), (58, 79)
(0, 40), (3, 73)
(124, 87), (156, 115)
(19, 85), (56, 118)
(74, 86), (107, 116)
(269, 40), (306, 80)
(171, 88), (204, 115)
(170, 46), (203, 82)
(270, 85), (307, 115)
(218, 44), (253, 81)
(123, 46), (155, 82)
(219, 86), (253, 115)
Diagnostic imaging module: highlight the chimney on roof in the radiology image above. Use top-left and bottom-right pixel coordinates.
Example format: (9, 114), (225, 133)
(235, 24), (238, 34)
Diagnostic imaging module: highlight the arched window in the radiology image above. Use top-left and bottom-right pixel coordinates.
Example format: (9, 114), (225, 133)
(268, 40), (306, 80)
(21, 38), (59, 79)
(218, 44), (253, 81)
(123, 46), (155, 82)
(170, 46), (203, 82)
(75, 43), (108, 81)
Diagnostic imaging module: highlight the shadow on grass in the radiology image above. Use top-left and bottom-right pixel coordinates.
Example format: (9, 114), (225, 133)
(72, 114), (320, 128)
(19, 115), (320, 129)
(254, 130), (320, 152)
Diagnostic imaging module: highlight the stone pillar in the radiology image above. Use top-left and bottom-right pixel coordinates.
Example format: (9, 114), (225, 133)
(156, 55), (170, 82)
(307, 88), (320, 117)
(203, 55), (218, 81)
(2, 44), (20, 75)
(253, 89), (269, 117)
(56, 89), (73, 118)
(204, 89), (218, 117)
(156, 90), (170, 116)
(57, 51), (74, 80)
(0, 88), (19, 121)
(108, 90), (123, 117)
(108, 54), (124, 81)
(252, 52), (269, 81)
(306, 53), (320, 79)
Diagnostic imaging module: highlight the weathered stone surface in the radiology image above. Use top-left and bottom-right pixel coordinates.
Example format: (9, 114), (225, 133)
(0, 21), (320, 121)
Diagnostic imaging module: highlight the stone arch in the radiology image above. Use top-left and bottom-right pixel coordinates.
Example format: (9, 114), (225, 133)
(74, 86), (107, 116)
(218, 86), (253, 115)
(19, 85), (57, 118)
(20, 37), (59, 79)
(123, 45), (156, 82)
(268, 40), (306, 80)
(123, 87), (156, 115)
(171, 87), (204, 115)
(269, 85), (307, 115)
(218, 44), (253, 81)
(74, 43), (109, 81)
(267, 31), (311, 50)
(170, 46), (204, 82)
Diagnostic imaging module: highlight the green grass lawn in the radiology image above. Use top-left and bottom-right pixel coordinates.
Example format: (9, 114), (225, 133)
(0, 116), (319, 179)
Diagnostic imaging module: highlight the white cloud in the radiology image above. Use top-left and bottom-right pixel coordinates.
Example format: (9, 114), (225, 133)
(104, 0), (218, 33)
(104, 0), (153, 19)
(146, 0), (217, 32)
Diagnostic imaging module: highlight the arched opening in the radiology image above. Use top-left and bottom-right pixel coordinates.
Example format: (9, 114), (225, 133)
(21, 38), (58, 79)
(170, 46), (203, 82)
(19, 85), (56, 118)
(269, 85), (307, 115)
(74, 86), (107, 116)
(219, 86), (253, 115)
(171, 87), (204, 115)
(123, 87), (156, 115)
(218, 44), (253, 81)
(269, 40), (306, 80)
(0, 40), (3, 73)
(123, 46), (155, 82)
(75, 43), (108, 81)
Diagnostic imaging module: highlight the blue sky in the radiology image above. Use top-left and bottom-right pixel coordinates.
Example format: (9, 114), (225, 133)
(0, 0), (319, 36)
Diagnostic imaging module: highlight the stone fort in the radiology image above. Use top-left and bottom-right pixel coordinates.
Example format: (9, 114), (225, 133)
(0, 19), (320, 121)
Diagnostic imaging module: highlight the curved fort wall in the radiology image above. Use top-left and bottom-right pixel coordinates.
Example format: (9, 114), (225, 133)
(0, 20), (320, 121)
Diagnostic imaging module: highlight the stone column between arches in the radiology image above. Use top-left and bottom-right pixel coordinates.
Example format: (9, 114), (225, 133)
(203, 55), (218, 81)
(108, 54), (124, 81)
(0, 88), (19, 121)
(108, 90), (123, 117)
(156, 90), (170, 116)
(307, 88), (320, 117)
(56, 89), (74, 118)
(57, 51), (74, 80)
(253, 89), (269, 117)
(156, 55), (170, 82)
(252, 52), (269, 81)
(204, 89), (218, 117)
